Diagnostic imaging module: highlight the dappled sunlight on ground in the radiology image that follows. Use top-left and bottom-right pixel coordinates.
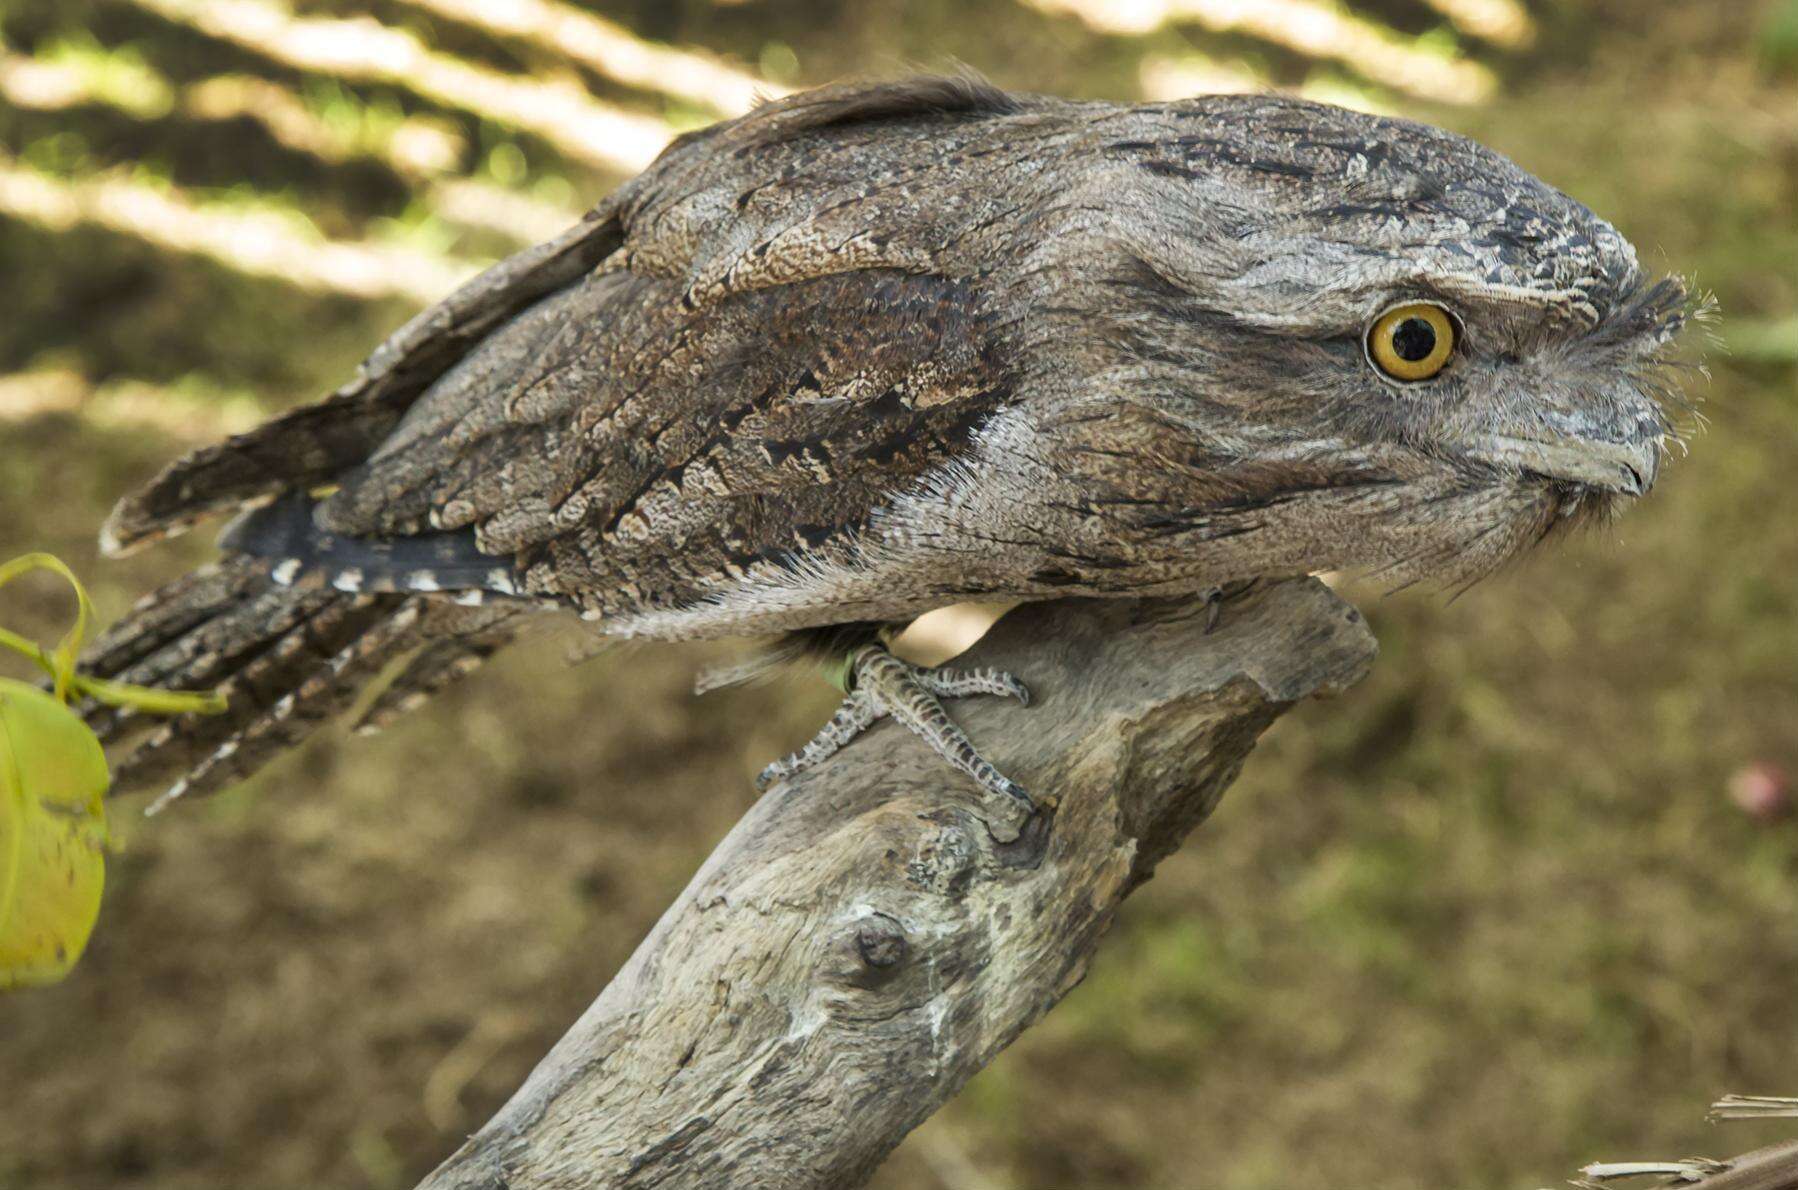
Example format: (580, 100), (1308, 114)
(1021, 0), (1497, 102)
(133, 0), (680, 172)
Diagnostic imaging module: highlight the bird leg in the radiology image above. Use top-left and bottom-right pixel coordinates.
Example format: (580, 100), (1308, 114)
(756, 644), (1037, 813)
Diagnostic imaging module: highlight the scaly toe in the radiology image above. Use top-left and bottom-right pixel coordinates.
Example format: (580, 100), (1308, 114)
(914, 664), (1031, 706)
(754, 687), (882, 793)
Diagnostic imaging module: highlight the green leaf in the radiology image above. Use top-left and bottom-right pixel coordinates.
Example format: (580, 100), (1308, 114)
(0, 679), (110, 989)
(0, 551), (226, 990)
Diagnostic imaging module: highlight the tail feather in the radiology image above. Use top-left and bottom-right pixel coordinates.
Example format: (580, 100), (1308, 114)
(98, 579), (340, 700)
(136, 601), (430, 812)
(96, 589), (393, 795)
(81, 562), (340, 742)
(83, 562), (266, 676)
(79, 554), (533, 806)
(352, 605), (521, 736)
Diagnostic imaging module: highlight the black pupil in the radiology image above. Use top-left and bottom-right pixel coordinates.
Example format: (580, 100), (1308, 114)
(1390, 317), (1438, 362)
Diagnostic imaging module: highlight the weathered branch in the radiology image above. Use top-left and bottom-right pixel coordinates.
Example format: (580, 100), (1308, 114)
(417, 579), (1377, 1190)
(1575, 1097), (1798, 1190)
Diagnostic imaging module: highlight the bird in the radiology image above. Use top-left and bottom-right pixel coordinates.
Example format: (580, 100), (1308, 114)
(81, 75), (1693, 816)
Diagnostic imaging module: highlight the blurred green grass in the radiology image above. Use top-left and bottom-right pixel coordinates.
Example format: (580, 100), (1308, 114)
(1, 2), (1796, 1188)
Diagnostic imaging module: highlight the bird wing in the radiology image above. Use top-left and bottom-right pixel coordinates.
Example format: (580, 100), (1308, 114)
(99, 210), (624, 556)
(103, 78), (1057, 624)
(316, 263), (1020, 620)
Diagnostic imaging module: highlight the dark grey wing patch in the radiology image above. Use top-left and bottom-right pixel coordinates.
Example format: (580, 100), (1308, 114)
(220, 494), (536, 604)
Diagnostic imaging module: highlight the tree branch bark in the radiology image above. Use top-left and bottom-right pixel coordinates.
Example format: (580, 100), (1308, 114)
(1576, 1097), (1798, 1189)
(417, 578), (1377, 1190)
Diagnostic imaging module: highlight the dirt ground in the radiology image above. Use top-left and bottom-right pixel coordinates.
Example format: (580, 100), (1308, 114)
(2, 2), (1797, 1187)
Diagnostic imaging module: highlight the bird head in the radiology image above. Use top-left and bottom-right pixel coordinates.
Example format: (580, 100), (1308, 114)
(1060, 94), (1699, 586)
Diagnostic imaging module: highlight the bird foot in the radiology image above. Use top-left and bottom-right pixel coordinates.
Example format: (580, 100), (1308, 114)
(757, 644), (1039, 816)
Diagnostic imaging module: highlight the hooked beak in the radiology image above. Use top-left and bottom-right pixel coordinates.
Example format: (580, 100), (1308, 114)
(1473, 434), (1660, 499)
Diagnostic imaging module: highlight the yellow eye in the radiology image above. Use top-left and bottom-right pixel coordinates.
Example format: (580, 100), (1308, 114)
(1366, 303), (1457, 382)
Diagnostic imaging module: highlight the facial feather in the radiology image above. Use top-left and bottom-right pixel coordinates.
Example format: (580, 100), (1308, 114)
(1021, 93), (1695, 591)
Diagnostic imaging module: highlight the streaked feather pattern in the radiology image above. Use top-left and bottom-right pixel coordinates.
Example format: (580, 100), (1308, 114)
(85, 76), (1690, 804)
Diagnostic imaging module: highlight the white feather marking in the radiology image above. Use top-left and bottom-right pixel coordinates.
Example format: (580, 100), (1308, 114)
(271, 558), (302, 585)
(145, 778), (189, 817)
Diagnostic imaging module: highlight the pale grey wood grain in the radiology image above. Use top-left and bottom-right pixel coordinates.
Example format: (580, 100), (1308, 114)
(416, 579), (1376, 1190)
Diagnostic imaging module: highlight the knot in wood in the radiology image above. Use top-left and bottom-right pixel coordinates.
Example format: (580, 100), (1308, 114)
(907, 814), (981, 897)
(855, 914), (908, 970)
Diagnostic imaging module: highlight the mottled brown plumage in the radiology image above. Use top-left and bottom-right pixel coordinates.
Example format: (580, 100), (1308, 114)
(86, 76), (1692, 805)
